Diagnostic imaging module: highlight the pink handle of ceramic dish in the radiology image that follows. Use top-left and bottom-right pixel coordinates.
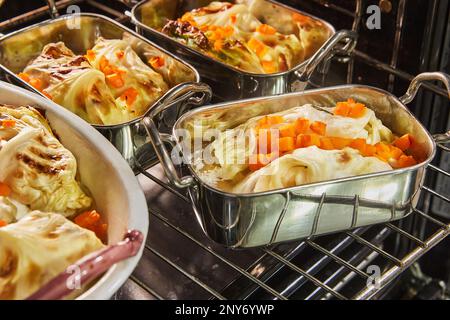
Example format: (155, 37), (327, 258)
(26, 229), (144, 300)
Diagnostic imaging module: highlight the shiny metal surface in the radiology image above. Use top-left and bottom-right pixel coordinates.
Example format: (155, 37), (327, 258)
(0, 13), (210, 170)
(149, 72), (450, 248)
(130, 0), (357, 100)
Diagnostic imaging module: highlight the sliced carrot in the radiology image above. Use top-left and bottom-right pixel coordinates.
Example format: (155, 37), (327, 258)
(348, 102), (366, 118)
(223, 25), (234, 37)
(248, 38), (267, 58)
(115, 50), (125, 59)
(150, 56), (165, 69)
(279, 123), (296, 138)
(362, 144), (376, 157)
(99, 56), (109, 72)
(106, 73), (125, 88)
(0, 220), (7, 227)
(230, 14), (237, 24)
(1, 119), (16, 128)
(214, 40), (224, 51)
(120, 88), (139, 107)
(329, 137), (352, 149)
(296, 134), (321, 148)
(349, 138), (367, 154)
(29, 78), (43, 90)
(320, 137), (334, 150)
(17, 72), (30, 82)
(295, 118), (310, 134)
(389, 145), (403, 160)
(393, 133), (412, 151)
(93, 223), (108, 242)
(375, 142), (392, 161)
(399, 155), (417, 167)
(257, 115), (284, 127)
(261, 60), (277, 73)
(310, 121), (327, 135)
(85, 49), (96, 61)
(334, 101), (351, 116)
(278, 136), (295, 152)
(257, 24), (277, 35)
(0, 182), (11, 197)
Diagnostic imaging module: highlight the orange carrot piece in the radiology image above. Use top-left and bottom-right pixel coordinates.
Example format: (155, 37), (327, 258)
(29, 78), (43, 90)
(257, 24), (277, 35)
(150, 56), (165, 68)
(279, 123), (296, 138)
(85, 49), (96, 61)
(248, 153), (272, 171)
(261, 60), (277, 73)
(74, 210), (101, 229)
(296, 134), (321, 148)
(295, 118), (310, 134)
(0, 220), (7, 227)
(278, 136), (295, 152)
(396, 155), (417, 168)
(106, 73), (125, 88)
(120, 88), (139, 107)
(310, 121), (327, 135)
(393, 133), (412, 151)
(349, 138), (367, 154)
(320, 137), (334, 150)
(1, 119), (16, 128)
(115, 50), (125, 59)
(0, 182), (11, 197)
(389, 145), (403, 160)
(348, 103), (366, 118)
(329, 137), (352, 149)
(248, 38), (267, 57)
(334, 101), (351, 117)
(18, 72), (30, 82)
(362, 144), (376, 157)
(230, 14), (237, 24)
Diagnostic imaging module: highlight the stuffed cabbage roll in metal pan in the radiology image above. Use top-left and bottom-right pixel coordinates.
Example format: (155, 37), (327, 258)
(0, 211), (104, 300)
(161, 0), (331, 73)
(18, 38), (169, 125)
(0, 105), (92, 217)
(192, 98), (421, 193)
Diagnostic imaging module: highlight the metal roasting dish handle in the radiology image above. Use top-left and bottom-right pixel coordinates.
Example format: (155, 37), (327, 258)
(26, 229), (144, 300)
(142, 82), (212, 188)
(399, 72), (450, 144)
(46, 0), (59, 18)
(295, 30), (358, 84)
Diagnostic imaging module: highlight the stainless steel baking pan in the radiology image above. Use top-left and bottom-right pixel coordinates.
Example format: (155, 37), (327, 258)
(145, 72), (450, 248)
(130, 0), (357, 100)
(0, 13), (212, 171)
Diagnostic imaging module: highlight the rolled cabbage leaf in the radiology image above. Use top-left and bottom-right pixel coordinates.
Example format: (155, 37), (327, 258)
(233, 146), (392, 193)
(23, 42), (130, 125)
(0, 105), (92, 215)
(89, 38), (169, 117)
(0, 211), (104, 300)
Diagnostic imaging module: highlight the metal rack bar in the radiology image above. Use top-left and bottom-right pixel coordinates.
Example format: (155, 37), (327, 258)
(263, 249), (348, 300)
(149, 209), (289, 300)
(145, 245), (226, 300)
(305, 239), (370, 279)
(345, 232), (403, 266)
(129, 275), (164, 300)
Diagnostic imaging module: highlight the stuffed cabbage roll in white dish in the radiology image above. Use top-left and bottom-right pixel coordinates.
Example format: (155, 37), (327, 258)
(194, 98), (420, 193)
(161, 1), (331, 73)
(0, 211), (104, 300)
(0, 105), (92, 216)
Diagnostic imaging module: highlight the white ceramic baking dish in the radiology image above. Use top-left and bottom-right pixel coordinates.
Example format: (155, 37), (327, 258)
(0, 80), (148, 300)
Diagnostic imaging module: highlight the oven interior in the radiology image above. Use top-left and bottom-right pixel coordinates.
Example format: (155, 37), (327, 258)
(1, 0), (449, 300)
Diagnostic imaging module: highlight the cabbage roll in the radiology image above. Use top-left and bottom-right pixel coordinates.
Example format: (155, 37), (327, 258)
(161, 1), (329, 73)
(0, 105), (92, 215)
(233, 146), (391, 193)
(0, 211), (104, 300)
(88, 38), (169, 117)
(22, 42), (130, 125)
